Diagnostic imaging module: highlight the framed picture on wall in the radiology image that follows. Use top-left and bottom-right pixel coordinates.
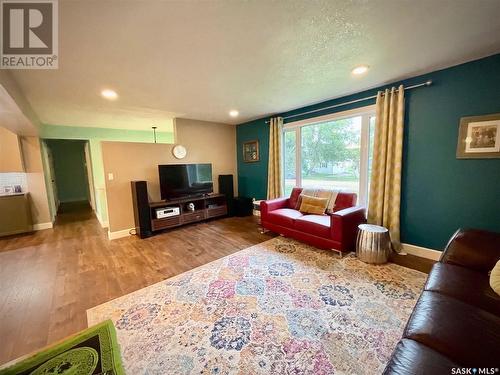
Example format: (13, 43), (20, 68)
(456, 113), (500, 159)
(243, 140), (259, 162)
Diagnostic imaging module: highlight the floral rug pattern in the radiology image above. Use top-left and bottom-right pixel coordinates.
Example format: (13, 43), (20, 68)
(87, 237), (426, 374)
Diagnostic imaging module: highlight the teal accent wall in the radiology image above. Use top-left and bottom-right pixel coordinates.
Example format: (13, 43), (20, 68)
(41, 124), (175, 224)
(46, 139), (89, 203)
(236, 53), (500, 250)
(237, 120), (269, 199)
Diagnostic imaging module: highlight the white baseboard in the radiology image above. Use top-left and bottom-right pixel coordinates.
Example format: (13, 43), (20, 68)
(401, 243), (442, 261)
(108, 228), (133, 240)
(33, 222), (53, 231)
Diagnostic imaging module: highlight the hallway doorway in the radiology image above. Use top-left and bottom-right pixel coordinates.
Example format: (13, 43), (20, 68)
(44, 139), (95, 220)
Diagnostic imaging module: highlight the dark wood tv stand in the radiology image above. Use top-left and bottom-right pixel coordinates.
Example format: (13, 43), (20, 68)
(149, 194), (228, 232)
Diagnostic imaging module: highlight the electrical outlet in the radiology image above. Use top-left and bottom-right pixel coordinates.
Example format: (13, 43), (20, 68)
(108, 173), (114, 181)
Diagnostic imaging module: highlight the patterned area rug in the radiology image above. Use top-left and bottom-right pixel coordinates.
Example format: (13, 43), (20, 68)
(87, 237), (426, 374)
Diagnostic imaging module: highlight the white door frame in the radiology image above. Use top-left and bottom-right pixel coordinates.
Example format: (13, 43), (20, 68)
(83, 141), (96, 210)
(40, 140), (58, 220)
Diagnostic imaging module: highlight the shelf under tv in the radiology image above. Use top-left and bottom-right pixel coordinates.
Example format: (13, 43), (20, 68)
(149, 194), (228, 233)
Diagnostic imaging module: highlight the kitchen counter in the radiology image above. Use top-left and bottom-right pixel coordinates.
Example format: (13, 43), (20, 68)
(0, 192), (27, 197)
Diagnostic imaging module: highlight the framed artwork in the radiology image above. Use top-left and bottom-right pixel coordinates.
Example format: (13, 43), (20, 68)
(456, 113), (500, 159)
(243, 140), (259, 162)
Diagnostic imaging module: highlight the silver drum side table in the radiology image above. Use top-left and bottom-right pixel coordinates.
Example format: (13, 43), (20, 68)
(356, 224), (391, 264)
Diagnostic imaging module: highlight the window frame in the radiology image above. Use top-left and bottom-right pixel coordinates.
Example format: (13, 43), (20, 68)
(282, 105), (376, 206)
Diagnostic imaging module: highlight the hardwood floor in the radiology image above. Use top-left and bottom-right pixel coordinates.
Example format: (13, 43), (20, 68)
(0, 202), (274, 365)
(0, 202), (434, 365)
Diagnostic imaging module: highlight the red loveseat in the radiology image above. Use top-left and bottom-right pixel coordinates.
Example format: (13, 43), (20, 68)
(260, 187), (366, 254)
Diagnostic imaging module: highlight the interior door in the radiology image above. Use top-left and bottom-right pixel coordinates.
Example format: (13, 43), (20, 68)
(46, 145), (59, 210)
(84, 141), (96, 210)
(40, 140), (58, 220)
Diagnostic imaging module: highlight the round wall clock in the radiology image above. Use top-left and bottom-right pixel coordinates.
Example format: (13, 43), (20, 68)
(172, 144), (187, 159)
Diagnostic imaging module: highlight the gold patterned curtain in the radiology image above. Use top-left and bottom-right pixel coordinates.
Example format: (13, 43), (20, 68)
(267, 117), (284, 199)
(368, 85), (405, 249)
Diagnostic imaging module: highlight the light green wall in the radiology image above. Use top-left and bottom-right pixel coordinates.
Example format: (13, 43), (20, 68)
(40, 124), (175, 225)
(41, 125), (174, 143)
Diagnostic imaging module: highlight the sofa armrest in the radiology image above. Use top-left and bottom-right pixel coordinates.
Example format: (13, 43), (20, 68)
(330, 206), (367, 251)
(440, 228), (500, 274)
(260, 198), (290, 222)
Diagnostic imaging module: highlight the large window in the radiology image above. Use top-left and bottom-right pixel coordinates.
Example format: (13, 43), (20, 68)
(283, 106), (375, 206)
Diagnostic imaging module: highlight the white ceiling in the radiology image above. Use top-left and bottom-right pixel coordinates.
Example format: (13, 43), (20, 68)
(10, 0), (500, 130)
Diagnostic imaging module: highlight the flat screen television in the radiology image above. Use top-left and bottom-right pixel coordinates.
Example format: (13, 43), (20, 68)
(159, 163), (213, 199)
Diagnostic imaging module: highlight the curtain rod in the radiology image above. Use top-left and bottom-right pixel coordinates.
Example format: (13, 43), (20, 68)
(265, 80), (432, 124)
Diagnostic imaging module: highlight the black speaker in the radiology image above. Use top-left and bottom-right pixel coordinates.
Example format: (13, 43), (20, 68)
(218, 174), (234, 216)
(234, 196), (253, 217)
(131, 180), (152, 238)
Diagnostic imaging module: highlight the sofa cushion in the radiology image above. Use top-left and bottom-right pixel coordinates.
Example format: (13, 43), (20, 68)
(294, 214), (331, 239)
(266, 208), (303, 228)
(299, 195), (329, 215)
(404, 291), (500, 367)
(425, 263), (500, 315)
(441, 228), (500, 274)
(288, 188), (303, 209)
(383, 338), (459, 375)
(295, 188), (338, 212)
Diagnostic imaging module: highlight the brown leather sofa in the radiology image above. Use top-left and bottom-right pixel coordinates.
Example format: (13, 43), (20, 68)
(384, 228), (500, 374)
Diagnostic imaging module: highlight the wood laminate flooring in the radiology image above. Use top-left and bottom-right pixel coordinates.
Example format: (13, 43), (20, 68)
(0, 201), (434, 365)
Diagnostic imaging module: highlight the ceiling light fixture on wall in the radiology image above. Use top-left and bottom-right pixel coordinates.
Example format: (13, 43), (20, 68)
(229, 110), (239, 117)
(101, 89), (118, 100)
(352, 65), (369, 75)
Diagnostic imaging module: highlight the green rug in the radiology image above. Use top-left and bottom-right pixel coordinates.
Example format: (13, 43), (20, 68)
(0, 320), (124, 375)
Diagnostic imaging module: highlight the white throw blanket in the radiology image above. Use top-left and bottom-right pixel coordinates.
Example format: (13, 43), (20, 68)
(296, 188), (340, 213)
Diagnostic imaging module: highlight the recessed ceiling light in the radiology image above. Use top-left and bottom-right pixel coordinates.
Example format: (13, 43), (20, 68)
(229, 110), (239, 117)
(352, 65), (369, 75)
(101, 89), (118, 100)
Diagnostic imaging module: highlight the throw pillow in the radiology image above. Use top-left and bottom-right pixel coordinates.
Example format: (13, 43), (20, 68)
(323, 189), (339, 213)
(288, 188), (302, 209)
(490, 260), (500, 296)
(294, 188), (339, 213)
(299, 194), (329, 215)
(294, 188), (316, 210)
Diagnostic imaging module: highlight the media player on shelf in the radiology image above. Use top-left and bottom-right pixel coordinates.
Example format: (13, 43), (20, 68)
(155, 207), (180, 219)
